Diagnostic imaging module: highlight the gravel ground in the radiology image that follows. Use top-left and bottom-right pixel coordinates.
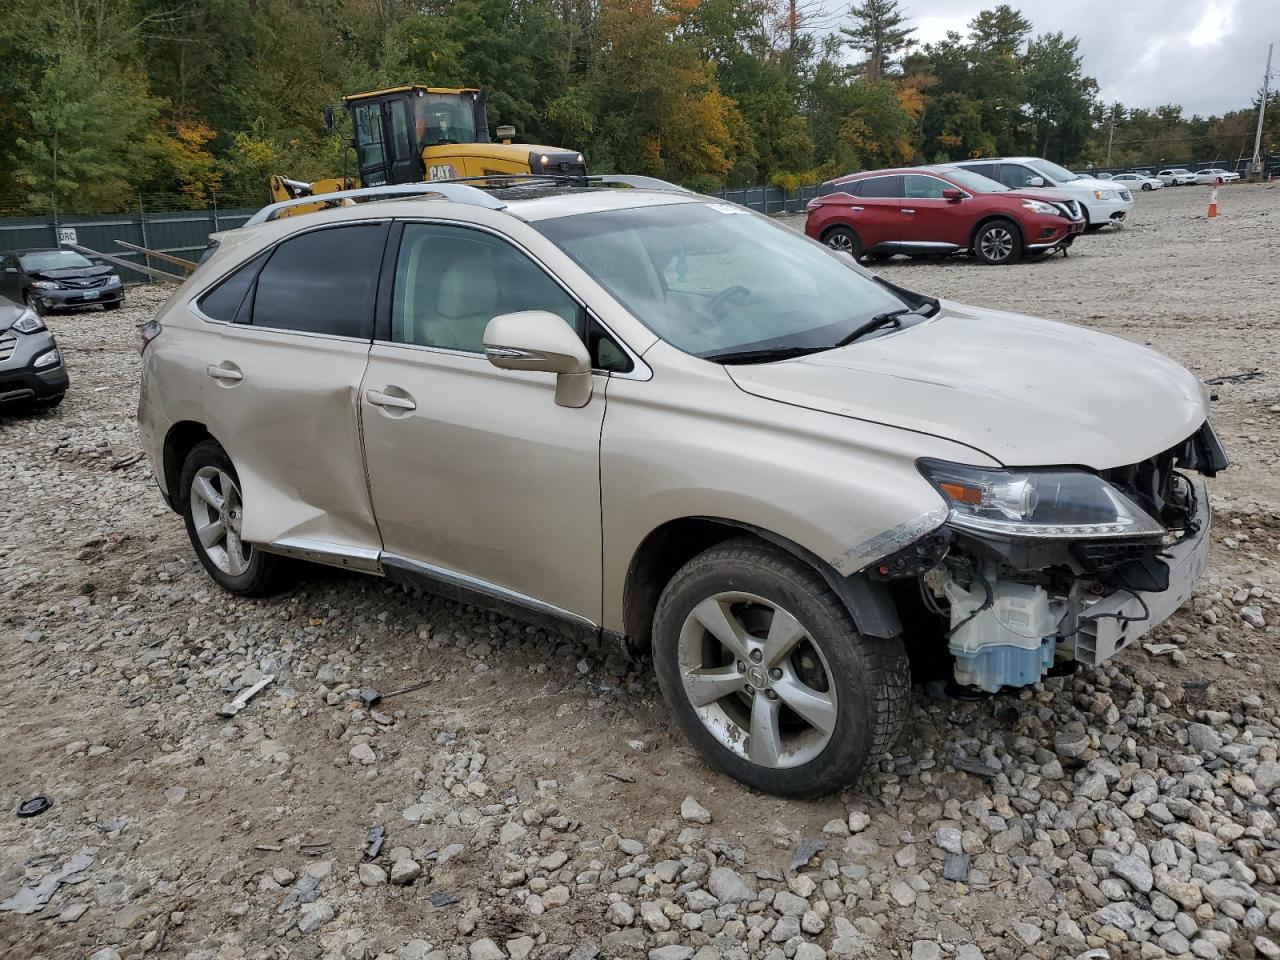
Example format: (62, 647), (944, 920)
(2, 182), (1279, 960)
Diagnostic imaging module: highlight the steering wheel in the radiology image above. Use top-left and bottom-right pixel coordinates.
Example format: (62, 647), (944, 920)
(708, 284), (752, 319)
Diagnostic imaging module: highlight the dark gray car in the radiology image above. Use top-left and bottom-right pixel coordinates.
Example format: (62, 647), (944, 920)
(0, 249), (124, 314)
(0, 295), (68, 410)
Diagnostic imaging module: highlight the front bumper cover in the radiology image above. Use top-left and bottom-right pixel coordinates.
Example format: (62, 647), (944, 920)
(1073, 479), (1211, 666)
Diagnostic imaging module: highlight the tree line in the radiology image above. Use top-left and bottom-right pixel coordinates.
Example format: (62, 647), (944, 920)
(0, 0), (1275, 214)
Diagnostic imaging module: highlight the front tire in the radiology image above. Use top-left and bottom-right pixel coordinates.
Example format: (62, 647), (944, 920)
(972, 219), (1023, 264)
(1141, 183), (1152, 191)
(652, 538), (910, 796)
(180, 440), (292, 596)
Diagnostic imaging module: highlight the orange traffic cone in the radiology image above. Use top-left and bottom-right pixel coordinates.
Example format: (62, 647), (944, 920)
(1208, 187), (1218, 218)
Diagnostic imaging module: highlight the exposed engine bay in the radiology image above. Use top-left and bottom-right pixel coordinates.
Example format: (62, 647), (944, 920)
(878, 422), (1228, 693)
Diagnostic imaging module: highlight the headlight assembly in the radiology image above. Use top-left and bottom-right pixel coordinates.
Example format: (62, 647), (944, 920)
(1020, 199), (1058, 215)
(33, 347), (61, 369)
(1094, 190), (1117, 200)
(918, 460), (1165, 540)
(11, 309), (46, 334)
(31, 280), (59, 290)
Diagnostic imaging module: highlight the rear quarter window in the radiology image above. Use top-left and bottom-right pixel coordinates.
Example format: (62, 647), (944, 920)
(197, 251), (268, 323)
(249, 223), (388, 337)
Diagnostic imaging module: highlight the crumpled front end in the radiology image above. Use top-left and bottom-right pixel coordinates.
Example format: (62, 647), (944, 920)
(867, 422), (1228, 693)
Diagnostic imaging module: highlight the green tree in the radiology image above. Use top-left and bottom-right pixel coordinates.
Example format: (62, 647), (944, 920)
(839, 0), (916, 81)
(1023, 32), (1097, 161)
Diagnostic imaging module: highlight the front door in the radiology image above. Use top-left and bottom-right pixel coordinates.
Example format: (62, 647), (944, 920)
(359, 221), (606, 624)
(197, 221), (387, 561)
(900, 173), (964, 247)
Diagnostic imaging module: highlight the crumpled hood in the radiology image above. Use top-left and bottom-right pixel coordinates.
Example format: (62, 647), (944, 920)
(727, 301), (1207, 470)
(29, 264), (113, 281)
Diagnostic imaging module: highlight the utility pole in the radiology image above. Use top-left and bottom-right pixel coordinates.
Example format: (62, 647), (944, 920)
(1105, 107), (1117, 167)
(1252, 42), (1274, 177)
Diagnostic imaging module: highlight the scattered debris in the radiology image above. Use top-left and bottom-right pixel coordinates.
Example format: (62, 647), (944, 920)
(216, 674), (274, 718)
(0, 849), (96, 914)
(428, 890), (459, 907)
(1203, 369), (1265, 385)
(16, 796), (52, 818)
(363, 825), (385, 861)
(787, 836), (827, 873)
(953, 757), (1000, 779)
(109, 452), (146, 470)
(604, 770), (635, 783)
(1142, 642), (1180, 656)
(379, 679), (432, 701)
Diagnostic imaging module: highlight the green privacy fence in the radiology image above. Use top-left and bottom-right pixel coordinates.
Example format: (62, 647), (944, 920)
(0, 195), (262, 286)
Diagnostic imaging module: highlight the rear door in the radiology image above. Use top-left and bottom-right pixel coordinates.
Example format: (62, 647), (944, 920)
(196, 221), (387, 563)
(847, 175), (903, 248)
(900, 174), (963, 246)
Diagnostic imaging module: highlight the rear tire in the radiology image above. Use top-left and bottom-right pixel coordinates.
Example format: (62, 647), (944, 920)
(821, 226), (861, 258)
(180, 439), (293, 596)
(651, 537), (910, 797)
(972, 219), (1023, 264)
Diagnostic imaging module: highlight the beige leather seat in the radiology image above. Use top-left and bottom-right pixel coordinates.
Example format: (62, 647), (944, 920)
(414, 244), (499, 352)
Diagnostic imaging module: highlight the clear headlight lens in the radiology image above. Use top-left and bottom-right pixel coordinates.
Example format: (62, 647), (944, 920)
(31, 280), (59, 290)
(918, 460), (1166, 539)
(1021, 199), (1058, 215)
(11, 309), (46, 334)
(33, 347), (61, 369)
(1094, 190), (1117, 200)
(106, 274), (121, 286)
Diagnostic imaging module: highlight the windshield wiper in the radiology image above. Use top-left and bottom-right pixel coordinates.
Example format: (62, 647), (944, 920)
(831, 307), (921, 348)
(704, 345), (827, 365)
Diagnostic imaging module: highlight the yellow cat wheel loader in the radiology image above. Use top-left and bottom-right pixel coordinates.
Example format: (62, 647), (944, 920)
(269, 85), (586, 215)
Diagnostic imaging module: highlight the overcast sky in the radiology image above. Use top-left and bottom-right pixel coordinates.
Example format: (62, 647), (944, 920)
(895, 0), (1276, 114)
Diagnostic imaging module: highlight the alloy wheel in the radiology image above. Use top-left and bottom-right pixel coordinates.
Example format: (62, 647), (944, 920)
(825, 232), (855, 253)
(677, 591), (837, 769)
(189, 465), (251, 576)
(980, 227), (1014, 261)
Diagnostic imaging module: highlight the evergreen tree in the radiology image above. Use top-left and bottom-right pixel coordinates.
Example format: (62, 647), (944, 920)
(839, 0), (916, 82)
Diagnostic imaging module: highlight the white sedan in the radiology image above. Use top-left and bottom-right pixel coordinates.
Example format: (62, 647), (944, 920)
(1111, 173), (1164, 192)
(1158, 168), (1197, 186)
(1194, 168), (1241, 184)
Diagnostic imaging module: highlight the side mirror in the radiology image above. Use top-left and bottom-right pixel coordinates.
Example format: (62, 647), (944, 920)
(942, 188), (963, 201)
(483, 310), (593, 408)
(496, 124), (516, 144)
(1026, 176), (1045, 187)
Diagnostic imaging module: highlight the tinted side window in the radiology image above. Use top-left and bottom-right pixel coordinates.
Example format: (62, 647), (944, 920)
(391, 223), (581, 354)
(963, 163), (996, 179)
(198, 250), (268, 323)
(251, 224), (386, 337)
(857, 176), (903, 198)
(998, 164), (1039, 188)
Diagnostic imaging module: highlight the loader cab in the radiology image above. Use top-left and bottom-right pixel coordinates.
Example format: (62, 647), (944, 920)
(343, 86), (490, 187)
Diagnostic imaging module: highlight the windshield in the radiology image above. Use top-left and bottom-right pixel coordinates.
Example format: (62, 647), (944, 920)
(535, 202), (908, 359)
(1027, 158), (1078, 183)
(413, 93), (477, 146)
(937, 168), (1008, 193)
(20, 250), (93, 271)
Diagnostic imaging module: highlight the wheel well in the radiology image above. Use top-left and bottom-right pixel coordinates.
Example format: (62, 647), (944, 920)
(623, 519), (740, 653)
(162, 421), (214, 511)
(820, 223), (857, 243)
(621, 517), (903, 653)
(969, 214), (1023, 248)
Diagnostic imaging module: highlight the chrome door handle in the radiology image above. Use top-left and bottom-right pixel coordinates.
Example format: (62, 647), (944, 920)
(206, 364), (242, 382)
(901, 208), (915, 214)
(366, 389), (416, 411)
(850, 206), (864, 212)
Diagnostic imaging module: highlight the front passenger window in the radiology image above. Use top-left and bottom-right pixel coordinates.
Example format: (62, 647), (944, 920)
(391, 224), (581, 353)
(999, 165), (1039, 188)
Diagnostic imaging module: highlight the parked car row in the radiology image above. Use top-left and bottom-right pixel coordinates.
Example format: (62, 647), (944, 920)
(1081, 166), (1242, 187)
(0, 246), (120, 414)
(804, 156), (1132, 265)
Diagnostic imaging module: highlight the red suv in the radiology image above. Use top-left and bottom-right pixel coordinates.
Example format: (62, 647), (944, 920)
(804, 165), (1085, 265)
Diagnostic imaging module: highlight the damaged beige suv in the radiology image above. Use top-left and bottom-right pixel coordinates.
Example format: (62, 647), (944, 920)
(139, 179), (1227, 796)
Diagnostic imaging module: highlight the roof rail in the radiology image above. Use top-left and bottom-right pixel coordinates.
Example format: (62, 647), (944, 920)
(244, 182), (508, 227)
(591, 174), (689, 192)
